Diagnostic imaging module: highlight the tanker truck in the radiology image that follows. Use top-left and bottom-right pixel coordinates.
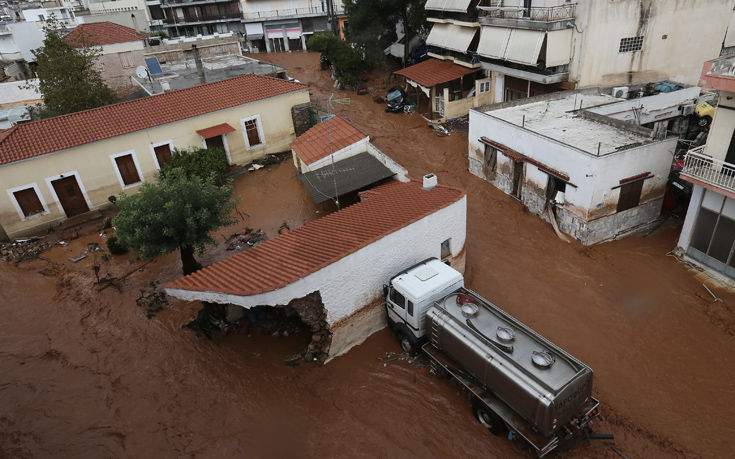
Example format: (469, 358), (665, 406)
(384, 258), (607, 457)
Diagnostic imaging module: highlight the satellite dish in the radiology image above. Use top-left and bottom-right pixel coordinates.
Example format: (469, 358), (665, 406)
(135, 65), (148, 79)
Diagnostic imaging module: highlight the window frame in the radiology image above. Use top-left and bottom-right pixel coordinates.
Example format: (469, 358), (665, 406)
(389, 287), (406, 309)
(479, 81), (491, 94)
(149, 140), (175, 170)
(7, 183), (49, 220)
(109, 150), (144, 190)
(241, 114), (266, 150)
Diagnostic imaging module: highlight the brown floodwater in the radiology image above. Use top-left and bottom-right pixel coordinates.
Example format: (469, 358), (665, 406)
(1, 51), (734, 458)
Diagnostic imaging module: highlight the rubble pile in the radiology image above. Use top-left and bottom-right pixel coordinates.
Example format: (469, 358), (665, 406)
(1, 237), (55, 262)
(225, 228), (267, 252)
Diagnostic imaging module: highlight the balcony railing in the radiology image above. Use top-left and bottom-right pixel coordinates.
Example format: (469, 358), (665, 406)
(163, 12), (240, 24)
(478, 2), (575, 22)
(242, 6), (343, 20)
(681, 146), (735, 193)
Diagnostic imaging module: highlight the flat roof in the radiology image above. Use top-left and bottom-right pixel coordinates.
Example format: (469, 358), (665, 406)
(486, 93), (652, 155)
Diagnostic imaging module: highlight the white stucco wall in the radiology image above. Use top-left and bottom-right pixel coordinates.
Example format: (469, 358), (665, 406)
(166, 193), (467, 327)
(0, 22), (45, 62)
(704, 91), (735, 163)
(573, 0), (735, 86)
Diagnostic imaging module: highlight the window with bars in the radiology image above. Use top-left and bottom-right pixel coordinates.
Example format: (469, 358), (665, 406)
(619, 36), (644, 53)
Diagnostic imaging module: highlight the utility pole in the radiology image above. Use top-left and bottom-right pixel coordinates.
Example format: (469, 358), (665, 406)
(326, 0), (337, 36)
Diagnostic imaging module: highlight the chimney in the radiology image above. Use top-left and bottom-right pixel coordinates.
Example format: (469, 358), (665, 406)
(192, 44), (206, 85)
(423, 173), (437, 191)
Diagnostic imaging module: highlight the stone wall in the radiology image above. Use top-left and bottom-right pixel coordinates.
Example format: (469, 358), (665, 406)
(290, 102), (313, 137)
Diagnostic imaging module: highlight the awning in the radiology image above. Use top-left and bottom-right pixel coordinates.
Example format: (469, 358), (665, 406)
(245, 22), (263, 39)
(477, 26), (511, 60)
(394, 58), (476, 88)
(426, 23), (477, 54)
(425, 0), (472, 13)
(545, 29), (572, 67)
(504, 29), (545, 65)
(298, 152), (395, 204)
(196, 123), (235, 139)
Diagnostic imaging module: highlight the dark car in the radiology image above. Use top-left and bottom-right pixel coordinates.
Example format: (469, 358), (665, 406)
(385, 86), (408, 113)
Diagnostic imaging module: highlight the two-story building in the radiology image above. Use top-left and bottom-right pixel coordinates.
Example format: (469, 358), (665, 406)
(678, 56), (735, 280)
(419, 0), (735, 108)
(0, 74), (309, 240)
(148, 0), (245, 37)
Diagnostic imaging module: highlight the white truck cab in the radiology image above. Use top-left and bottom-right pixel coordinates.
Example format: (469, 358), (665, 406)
(384, 258), (464, 351)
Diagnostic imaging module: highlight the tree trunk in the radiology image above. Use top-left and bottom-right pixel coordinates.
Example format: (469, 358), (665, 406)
(180, 245), (203, 276)
(402, 9), (411, 68)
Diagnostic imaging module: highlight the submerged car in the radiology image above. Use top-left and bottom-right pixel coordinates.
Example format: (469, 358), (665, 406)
(385, 86), (408, 113)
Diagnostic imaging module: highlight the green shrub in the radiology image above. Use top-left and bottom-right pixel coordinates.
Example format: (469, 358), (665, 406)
(158, 146), (229, 183)
(106, 236), (129, 255)
(308, 31), (365, 89)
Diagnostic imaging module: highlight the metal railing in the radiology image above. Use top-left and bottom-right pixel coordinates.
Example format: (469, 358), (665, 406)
(478, 1), (575, 22)
(681, 146), (735, 193)
(242, 6), (343, 20)
(163, 12), (240, 24)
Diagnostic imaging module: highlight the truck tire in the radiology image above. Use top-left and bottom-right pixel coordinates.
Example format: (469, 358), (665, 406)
(399, 333), (416, 355)
(698, 115), (712, 127)
(472, 400), (507, 436)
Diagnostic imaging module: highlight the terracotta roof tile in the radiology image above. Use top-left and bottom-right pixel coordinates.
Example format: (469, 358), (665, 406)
(63, 22), (147, 47)
(166, 180), (466, 296)
(393, 58), (476, 88)
(0, 74), (307, 166)
(290, 116), (368, 165)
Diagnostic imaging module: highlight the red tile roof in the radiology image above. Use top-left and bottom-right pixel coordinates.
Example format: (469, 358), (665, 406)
(0, 74), (307, 166)
(63, 22), (147, 47)
(166, 179), (465, 296)
(196, 123), (236, 139)
(290, 116), (368, 165)
(393, 58), (477, 88)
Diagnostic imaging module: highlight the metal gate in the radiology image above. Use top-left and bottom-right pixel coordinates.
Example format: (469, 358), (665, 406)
(434, 96), (444, 117)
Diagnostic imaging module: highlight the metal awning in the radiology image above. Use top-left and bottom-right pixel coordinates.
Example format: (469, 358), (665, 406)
(426, 23), (477, 54)
(196, 123), (235, 139)
(545, 29), (572, 67)
(298, 152), (395, 204)
(425, 0), (472, 13)
(504, 29), (545, 65)
(477, 26), (511, 59)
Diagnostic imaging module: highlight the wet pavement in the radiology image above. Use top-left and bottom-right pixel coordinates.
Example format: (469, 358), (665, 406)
(1, 51), (734, 458)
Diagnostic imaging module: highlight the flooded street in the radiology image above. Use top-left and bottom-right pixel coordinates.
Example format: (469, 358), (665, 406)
(2, 51), (735, 458)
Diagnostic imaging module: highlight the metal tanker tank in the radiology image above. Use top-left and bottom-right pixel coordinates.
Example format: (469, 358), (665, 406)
(426, 290), (594, 437)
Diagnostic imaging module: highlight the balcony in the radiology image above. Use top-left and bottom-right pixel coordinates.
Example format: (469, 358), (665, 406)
(477, 1), (575, 31)
(241, 6), (343, 22)
(162, 0), (236, 5)
(681, 147), (735, 194)
(163, 12), (241, 25)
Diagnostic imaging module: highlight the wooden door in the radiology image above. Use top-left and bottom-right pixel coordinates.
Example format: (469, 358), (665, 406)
(51, 176), (89, 217)
(154, 143), (172, 167)
(205, 135), (224, 152)
(114, 154), (140, 186)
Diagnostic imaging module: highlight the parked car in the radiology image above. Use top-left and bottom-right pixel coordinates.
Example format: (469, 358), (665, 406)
(385, 86), (408, 113)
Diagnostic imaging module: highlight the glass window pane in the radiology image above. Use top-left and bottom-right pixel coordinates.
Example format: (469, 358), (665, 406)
(407, 301), (414, 316)
(691, 208), (718, 253)
(709, 216), (735, 263)
(390, 289), (405, 309)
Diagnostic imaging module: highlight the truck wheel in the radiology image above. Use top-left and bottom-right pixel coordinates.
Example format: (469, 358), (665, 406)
(698, 115), (712, 127)
(399, 334), (416, 355)
(473, 401), (507, 436)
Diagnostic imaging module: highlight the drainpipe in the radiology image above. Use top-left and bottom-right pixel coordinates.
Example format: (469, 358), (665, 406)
(573, 2), (590, 86)
(192, 44), (206, 85)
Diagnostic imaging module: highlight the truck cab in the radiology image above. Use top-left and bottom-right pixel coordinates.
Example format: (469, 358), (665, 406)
(385, 258), (464, 352)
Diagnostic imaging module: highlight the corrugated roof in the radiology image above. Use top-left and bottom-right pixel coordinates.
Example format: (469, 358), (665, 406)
(0, 74), (307, 166)
(393, 58), (476, 88)
(290, 116), (368, 165)
(63, 22), (147, 47)
(166, 179), (465, 296)
(298, 152), (395, 203)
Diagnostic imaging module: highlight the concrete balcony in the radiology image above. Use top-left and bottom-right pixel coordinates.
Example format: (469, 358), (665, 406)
(681, 146), (735, 195)
(163, 12), (241, 26)
(477, 2), (575, 31)
(241, 6), (343, 22)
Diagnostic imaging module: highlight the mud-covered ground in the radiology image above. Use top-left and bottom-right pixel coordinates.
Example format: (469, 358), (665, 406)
(1, 51), (734, 458)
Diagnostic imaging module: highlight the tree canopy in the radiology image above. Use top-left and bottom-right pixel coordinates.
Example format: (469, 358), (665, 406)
(113, 169), (239, 275)
(29, 16), (117, 119)
(344, 0), (428, 67)
(158, 146), (230, 183)
(308, 31), (365, 88)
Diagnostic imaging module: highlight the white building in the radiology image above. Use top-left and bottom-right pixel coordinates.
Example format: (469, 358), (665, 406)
(22, 6), (76, 26)
(420, 0), (735, 105)
(0, 21), (44, 63)
(468, 89), (677, 244)
(165, 177), (467, 363)
(678, 56), (735, 280)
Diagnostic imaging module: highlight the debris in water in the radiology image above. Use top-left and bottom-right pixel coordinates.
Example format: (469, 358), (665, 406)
(1, 237), (55, 262)
(68, 254), (87, 263)
(136, 281), (169, 319)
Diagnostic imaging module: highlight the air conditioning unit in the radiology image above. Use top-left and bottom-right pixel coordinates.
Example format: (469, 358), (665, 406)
(681, 104), (695, 116)
(612, 86), (629, 99)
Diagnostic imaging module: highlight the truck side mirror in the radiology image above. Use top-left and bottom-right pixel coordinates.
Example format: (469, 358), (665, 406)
(383, 284), (389, 296)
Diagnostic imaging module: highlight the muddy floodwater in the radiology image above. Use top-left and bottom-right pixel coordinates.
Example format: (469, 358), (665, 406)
(2, 51), (735, 458)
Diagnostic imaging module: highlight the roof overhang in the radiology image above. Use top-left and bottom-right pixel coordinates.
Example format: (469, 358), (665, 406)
(298, 152), (395, 204)
(196, 123), (236, 139)
(479, 61), (568, 84)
